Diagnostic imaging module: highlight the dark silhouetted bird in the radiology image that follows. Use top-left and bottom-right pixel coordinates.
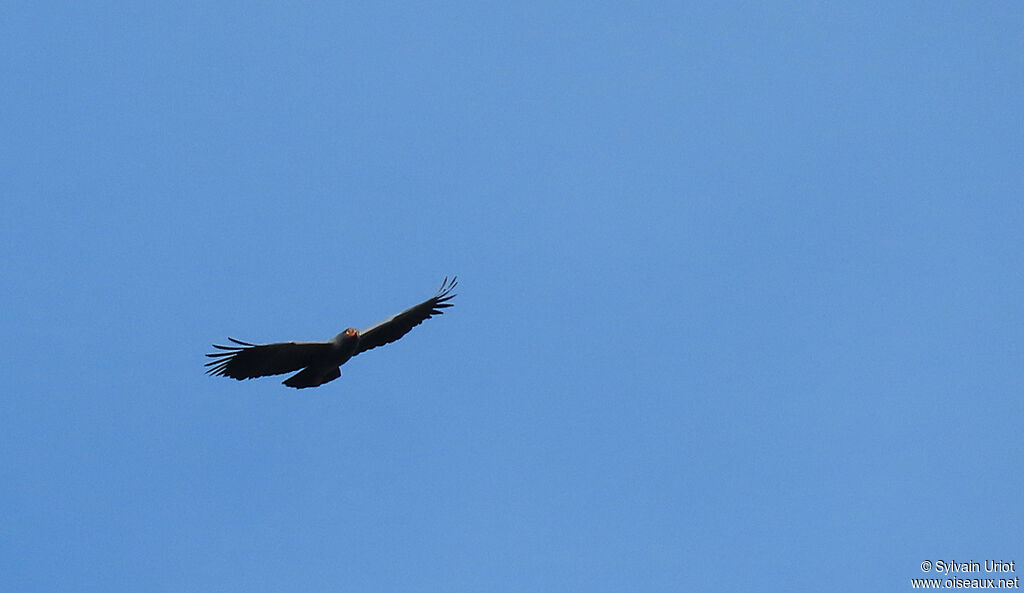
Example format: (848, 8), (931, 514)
(206, 277), (457, 388)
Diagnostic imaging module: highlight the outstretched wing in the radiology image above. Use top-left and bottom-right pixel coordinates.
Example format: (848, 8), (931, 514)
(354, 276), (457, 357)
(205, 337), (332, 380)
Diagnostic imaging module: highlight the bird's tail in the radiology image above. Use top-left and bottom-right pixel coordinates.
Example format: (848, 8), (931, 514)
(283, 366), (342, 389)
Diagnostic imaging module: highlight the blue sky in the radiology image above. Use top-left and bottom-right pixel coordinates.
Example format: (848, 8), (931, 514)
(2, 2), (1021, 591)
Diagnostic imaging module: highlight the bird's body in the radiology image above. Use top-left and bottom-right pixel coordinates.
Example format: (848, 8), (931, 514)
(280, 329), (360, 388)
(206, 277), (457, 388)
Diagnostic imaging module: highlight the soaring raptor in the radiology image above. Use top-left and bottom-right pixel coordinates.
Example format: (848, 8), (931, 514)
(206, 277), (457, 388)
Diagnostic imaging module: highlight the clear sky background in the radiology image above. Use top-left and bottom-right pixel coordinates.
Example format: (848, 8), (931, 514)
(2, 3), (1021, 591)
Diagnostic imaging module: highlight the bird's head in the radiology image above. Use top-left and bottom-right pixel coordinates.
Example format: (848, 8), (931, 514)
(333, 328), (359, 346)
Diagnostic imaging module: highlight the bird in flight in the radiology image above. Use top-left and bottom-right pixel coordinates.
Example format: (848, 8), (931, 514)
(206, 277), (457, 388)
